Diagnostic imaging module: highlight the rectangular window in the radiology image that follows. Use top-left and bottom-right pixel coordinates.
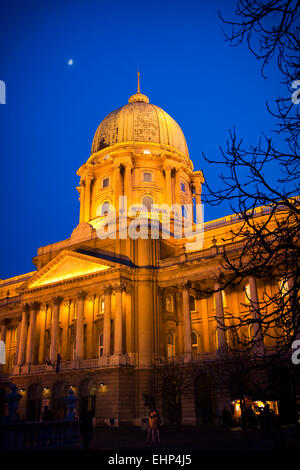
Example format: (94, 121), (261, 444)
(143, 172), (152, 182)
(181, 182), (186, 192)
(103, 177), (109, 188)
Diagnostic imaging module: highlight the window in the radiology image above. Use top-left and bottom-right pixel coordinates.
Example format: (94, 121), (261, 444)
(101, 201), (111, 216)
(99, 333), (104, 357)
(181, 182), (186, 192)
(167, 330), (175, 357)
(142, 196), (154, 212)
(213, 290), (227, 309)
(244, 284), (251, 303)
(166, 293), (174, 312)
(181, 205), (187, 218)
(279, 278), (289, 297)
(103, 177), (109, 188)
(143, 172), (152, 182)
(189, 295), (196, 312)
(99, 295), (105, 315)
(192, 331), (198, 353)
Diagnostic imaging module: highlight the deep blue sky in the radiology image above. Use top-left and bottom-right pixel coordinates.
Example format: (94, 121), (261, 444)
(0, 0), (286, 279)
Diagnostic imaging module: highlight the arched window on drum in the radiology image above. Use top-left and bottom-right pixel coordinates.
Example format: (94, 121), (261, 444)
(167, 330), (175, 357)
(142, 196), (154, 212)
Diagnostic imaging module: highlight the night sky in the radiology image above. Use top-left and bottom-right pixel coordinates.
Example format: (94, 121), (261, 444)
(0, 0), (286, 279)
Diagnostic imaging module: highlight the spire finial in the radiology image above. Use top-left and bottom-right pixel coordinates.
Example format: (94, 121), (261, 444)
(137, 70), (140, 94)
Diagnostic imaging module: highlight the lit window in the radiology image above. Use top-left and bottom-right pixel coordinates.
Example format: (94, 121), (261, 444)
(181, 182), (186, 192)
(99, 333), (104, 357)
(99, 295), (105, 314)
(167, 330), (175, 357)
(192, 331), (198, 353)
(166, 293), (174, 312)
(213, 290), (227, 309)
(142, 196), (154, 212)
(143, 172), (152, 182)
(244, 284), (251, 303)
(279, 278), (289, 296)
(103, 177), (109, 188)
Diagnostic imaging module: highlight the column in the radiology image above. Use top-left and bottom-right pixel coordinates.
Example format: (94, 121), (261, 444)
(214, 283), (226, 353)
(113, 283), (125, 355)
(0, 321), (6, 369)
(182, 283), (192, 358)
(84, 175), (93, 222)
(17, 304), (29, 366)
(103, 286), (112, 356)
(174, 169), (181, 205)
(125, 162), (132, 210)
(25, 302), (40, 365)
(79, 180), (85, 223)
(248, 276), (264, 355)
(194, 184), (202, 224)
(49, 296), (62, 363)
(164, 166), (172, 207)
(75, 291), (86, 360)
(0, 321), (6, 343)
(112, 163), (121, 213)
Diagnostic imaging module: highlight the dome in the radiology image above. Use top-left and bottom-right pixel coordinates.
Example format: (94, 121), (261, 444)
(91, 90), (189, 157)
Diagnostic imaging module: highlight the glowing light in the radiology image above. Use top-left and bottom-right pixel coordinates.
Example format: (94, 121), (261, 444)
(144, 150), (151, 155)
(68, 59), (74, 66)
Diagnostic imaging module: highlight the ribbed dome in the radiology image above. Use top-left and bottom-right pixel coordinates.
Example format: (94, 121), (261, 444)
(91, 92), (189, 157)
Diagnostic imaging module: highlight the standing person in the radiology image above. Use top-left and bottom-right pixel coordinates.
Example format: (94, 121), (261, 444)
(42, 405), (53, 422)
(80, 404), (93, 450)
(146, 410), (154, 442)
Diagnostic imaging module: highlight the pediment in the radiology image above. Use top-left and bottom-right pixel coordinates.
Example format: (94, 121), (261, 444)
(24, 250), (113, 289)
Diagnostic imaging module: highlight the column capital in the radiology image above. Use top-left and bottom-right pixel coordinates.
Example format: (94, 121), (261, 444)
(178, 281), (191, 292)
(83, 174), (94, 185)
(112, 282), (126, 293)
(103, 285), (112, 295)
(77, 291), (87, 300)
(52, 296), (63, 306)
(21, 303), (31, 313)
(30, 301), (40, 312)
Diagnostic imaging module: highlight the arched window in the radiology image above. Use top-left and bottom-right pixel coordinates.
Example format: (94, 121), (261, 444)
(189, 295), (196, 312)
(166, 293), (174, 312)
(99, 333), (104, 357)
(142, 196), (154, 212)
(167, 330), (175, 357)
(99, 295), (105, 315)
(101, 201), (111, 216)
(192, 331), (198, 353)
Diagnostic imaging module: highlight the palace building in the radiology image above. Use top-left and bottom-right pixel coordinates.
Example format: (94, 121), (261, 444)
(0, 78), (298, 426)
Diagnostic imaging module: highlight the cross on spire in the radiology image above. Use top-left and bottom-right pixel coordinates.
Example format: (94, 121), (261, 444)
(137, 70), (140, 93)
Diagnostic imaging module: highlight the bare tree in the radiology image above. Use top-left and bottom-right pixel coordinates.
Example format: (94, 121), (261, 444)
(202, 0), (300, 368)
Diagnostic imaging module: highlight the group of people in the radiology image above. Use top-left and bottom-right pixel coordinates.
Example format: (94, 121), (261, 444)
(221, 402), (281, 440)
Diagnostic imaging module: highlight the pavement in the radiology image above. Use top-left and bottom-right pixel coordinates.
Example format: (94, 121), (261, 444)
(88, 424), (300, 451)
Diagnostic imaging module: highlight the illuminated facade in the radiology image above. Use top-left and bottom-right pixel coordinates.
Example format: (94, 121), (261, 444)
(0, 79), (297, 426)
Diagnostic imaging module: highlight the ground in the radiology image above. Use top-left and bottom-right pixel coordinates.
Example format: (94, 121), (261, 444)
(88, 425), (300, 451)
